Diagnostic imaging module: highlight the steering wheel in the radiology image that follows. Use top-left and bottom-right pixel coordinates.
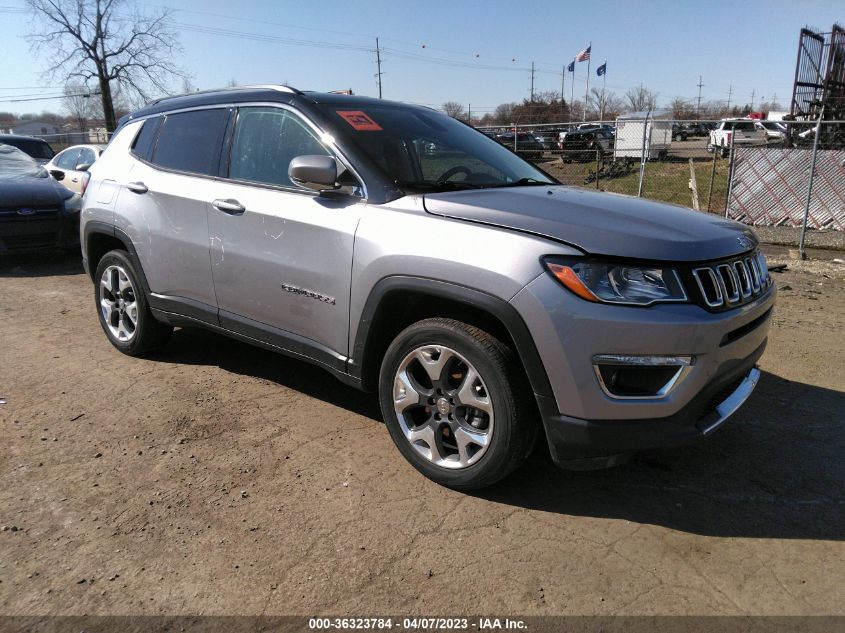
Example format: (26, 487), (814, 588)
(438, 165), (472, 182)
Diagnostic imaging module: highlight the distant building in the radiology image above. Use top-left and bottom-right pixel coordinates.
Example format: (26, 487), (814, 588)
(10, 121), (109, 144)
(11, 120), (64, 137)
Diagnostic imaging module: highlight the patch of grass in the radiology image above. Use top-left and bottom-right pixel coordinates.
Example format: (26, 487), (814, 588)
(540, 156), (731, 213)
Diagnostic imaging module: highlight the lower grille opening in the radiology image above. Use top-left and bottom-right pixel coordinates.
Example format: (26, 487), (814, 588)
(720, 308), (772, 347)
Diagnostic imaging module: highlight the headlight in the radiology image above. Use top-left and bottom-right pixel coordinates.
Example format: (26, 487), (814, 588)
(545, 259), (687, 306)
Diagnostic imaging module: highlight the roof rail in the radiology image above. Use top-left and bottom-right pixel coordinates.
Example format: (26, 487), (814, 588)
(240, 84), (302, 94)
(146, 84), (301, 107)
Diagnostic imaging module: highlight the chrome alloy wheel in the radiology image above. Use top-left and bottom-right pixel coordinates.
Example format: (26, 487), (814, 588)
(99, 265), (138, 342)
(393, 345), (494, 469)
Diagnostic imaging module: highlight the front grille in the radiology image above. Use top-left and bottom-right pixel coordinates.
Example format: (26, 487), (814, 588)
(686, 250), (771, 311)
(0, 205), (60, 217)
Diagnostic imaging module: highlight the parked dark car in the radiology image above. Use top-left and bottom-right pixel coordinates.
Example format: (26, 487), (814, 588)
(0, 144), (81, 253)
(532, 128), (570, 149)
(0, 134), (55, 165)
(559, 128), (614, 161)
(683, 123), (710, 137)
(494, 132), (547, 159)
(671, 124), (688, 141)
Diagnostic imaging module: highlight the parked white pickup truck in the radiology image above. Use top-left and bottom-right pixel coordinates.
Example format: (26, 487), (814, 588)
(707, 119), (768, 156)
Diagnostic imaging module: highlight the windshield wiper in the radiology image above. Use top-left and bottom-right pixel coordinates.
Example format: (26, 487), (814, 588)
(394, 179), (484, 192)
(485, 177), (556, 188)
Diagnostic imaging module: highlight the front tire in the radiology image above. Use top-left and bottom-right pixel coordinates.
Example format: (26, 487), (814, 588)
(94, 250), (172, 356)
(379, 318), (537, 490)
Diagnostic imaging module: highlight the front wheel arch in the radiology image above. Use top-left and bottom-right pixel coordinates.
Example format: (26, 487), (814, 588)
(350, 277), (553, 405)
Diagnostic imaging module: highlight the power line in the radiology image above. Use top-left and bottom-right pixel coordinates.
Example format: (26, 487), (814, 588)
(0, 91), (99, 103)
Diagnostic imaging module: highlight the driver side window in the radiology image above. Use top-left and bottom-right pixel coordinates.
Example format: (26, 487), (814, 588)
(229, 107), (331, 189)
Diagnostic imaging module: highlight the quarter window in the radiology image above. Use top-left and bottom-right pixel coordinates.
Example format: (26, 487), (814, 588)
(151, 109), (229, 176)
(131, 116), (161, 161)
(228, 107), (331, 188)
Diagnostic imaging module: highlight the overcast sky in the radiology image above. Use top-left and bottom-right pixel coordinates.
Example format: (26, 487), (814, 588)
(1, 0), (842, 116)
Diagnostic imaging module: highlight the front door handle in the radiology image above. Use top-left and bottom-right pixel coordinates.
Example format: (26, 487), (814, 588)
(126, 181), (148, 194)
(212, 198), (246, 215)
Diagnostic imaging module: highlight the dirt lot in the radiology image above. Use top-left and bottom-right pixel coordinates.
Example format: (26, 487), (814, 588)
(1, 247), (844, 617)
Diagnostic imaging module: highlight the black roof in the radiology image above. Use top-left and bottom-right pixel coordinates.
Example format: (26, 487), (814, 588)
(120, 85), (431, 128)
(0, 133), (53, 142)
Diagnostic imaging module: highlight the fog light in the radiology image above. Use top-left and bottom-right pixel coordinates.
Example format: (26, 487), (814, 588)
(592, 355), (694, 399)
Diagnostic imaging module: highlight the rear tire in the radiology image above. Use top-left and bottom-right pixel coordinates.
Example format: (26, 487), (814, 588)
(379, 318), (537, 490)
(94, 250), (172, 356)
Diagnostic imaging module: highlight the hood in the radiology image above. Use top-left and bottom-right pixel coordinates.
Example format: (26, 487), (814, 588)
(423, 185), (758, 262)
(0, 177), (73, 208)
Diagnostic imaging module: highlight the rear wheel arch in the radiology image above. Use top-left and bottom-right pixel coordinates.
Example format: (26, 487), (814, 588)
(84, 222), (151, 296)
(351, 277), (553, 403)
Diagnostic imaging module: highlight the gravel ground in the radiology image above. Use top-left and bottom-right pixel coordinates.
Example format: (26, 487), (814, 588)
(0, 248), (843, 617)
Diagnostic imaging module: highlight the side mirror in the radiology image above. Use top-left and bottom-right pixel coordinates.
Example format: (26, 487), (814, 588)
(76, 163), (92, 172)
(288, 155), (338, 192)
(49, 169), (65, 181)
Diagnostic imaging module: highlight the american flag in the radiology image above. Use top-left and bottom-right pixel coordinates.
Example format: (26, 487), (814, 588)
(576, 46), (591, 62)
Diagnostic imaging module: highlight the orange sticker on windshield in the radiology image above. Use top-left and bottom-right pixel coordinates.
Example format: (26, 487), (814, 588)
(337, 110), (382, 131)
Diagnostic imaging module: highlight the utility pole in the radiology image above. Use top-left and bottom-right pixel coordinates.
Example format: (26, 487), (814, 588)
(530, 61), (535, 102)
(726, 84), (733, 113)
(467, 104), (471, 125)
(375, 37), (383, 98)
(750, 89), (755, 112)
(696, 75), (704, 116)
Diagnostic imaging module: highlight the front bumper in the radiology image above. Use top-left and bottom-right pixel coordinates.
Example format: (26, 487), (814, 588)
(535, 342), (764, 467)
(0, 210), (79, 253)
(510, 269), (775, 467)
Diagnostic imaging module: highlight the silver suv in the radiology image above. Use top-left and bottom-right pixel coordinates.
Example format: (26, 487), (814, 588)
(80, 85), (775, 489)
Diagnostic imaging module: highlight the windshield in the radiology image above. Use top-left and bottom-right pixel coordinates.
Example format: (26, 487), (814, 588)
(2, 138), (54, 159)
(0, 144), (49, 179)
(318, 104), (556, 192)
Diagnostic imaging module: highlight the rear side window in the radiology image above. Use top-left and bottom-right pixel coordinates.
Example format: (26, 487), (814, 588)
(77, 147), (96, 167)
(56, 148), (81, 169)
(131, 117), (161, 161)
(151, 109), (229, 176)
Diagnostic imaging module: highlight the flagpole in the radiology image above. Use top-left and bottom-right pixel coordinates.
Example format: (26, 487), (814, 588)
(584, 42), (591, 122)
(600, 61), (607, 121)
(570, 59), (575, 123)
(561, 65), (565, 117)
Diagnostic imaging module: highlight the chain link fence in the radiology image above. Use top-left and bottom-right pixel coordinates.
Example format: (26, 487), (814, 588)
(483, 117), (845, 256)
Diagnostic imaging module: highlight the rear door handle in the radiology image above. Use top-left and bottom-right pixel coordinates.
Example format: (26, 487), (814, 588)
(212, 198), (246, 215)
(126, 181), (148, 194)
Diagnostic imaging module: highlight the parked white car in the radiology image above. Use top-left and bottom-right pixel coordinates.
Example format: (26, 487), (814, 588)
(44, 144), (106, 194)
(707, 119), (768, 156)
(756, 121), (787, 142)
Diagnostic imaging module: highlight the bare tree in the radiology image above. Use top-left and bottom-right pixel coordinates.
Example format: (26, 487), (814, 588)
(26, 0), (188, 132)
(442, 101), (466, 119)
(493, 102), (516, 124)
(62, 81), (101, 132)
(589, 88), (624, 120)
(625, 85), (659, 112)
(669, 97), (697, 120)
